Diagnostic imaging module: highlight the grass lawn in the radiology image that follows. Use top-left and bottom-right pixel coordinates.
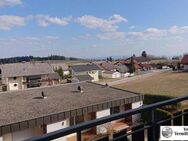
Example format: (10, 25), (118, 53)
(114, 71), (188, 107)
(98, 78), (122, 83)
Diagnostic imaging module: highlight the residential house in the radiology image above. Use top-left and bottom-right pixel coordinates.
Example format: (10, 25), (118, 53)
(114, 59), (141, 74)
(95, 61), (121, 78)
(71, 64), (100, 81)
(135, 56), (153, 71)
(139, 64), (153, 71)
(0, 81), (143, 141)
(102, 71), (121, 79)
(115, 63), (129, 73)
(0, 62), (60, 91)
(50, 62), (70, 75)
(116, 56), (153, 73)
(181, 54), (188, 71)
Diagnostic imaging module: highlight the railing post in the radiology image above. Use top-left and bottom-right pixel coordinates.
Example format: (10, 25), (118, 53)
(173, 111), (182, 125)
(184, 109), (188, 125)
(77, 131), (81, 141)
(132, 124), (144, 141)
(151, 110), (156, 141)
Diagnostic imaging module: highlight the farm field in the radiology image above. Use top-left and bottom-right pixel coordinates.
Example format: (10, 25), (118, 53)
(114, 71), (188, 106)
(42, 60), (89, 66)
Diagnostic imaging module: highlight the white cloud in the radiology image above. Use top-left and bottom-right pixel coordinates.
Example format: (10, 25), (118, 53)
(129, 25), (136, 30)
(0, 0), (22, 7)
(73, 34), (92, 40)
(97, 32), (125, 40)
(144, 28), (162, 34)
(108, 14), (128, 24)
(168, 25), (188, 34)
(36, 15), (72, 27)
(97, 25), (188, 42)
(0, 36), (59, 46)
(0, 15), (26, 30)
(127, 32), (143, 38)
(76, 14), (127, 32)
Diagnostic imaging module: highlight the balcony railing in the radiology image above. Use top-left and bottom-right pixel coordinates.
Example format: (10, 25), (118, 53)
(26, 95), (188, 141)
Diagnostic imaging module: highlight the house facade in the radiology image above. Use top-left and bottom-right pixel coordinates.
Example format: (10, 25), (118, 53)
(135, 56), (153, 71)
(102, 71), (121, 79)
(0, 82), (144, 141)
(181, 54), (188, 71)
(95, 61), (121, 79)
(50, 62), (70, 76)
(0, 62), (60, 91)
(115, 56), (152, 74)
(71, 64), (100, 81)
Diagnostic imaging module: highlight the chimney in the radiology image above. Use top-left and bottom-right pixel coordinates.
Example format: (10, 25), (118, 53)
(105, 83), (109, 88)
(41, 91), (47, 99)
(77, 86), (83, 93)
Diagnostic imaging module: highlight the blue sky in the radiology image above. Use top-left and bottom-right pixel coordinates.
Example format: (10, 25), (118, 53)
(0, 0), (188, 58)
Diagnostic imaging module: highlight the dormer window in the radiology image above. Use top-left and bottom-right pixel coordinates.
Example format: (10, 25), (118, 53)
(13, 77), (17, 80)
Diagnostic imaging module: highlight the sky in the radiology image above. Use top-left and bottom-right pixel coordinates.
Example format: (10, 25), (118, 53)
(0, 0), (188, 58)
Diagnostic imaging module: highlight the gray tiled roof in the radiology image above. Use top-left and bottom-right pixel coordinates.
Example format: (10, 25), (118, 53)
(74, 75), (93, 81)
(0, 82), (142, 127)
(96, 61), (117, 71)
(50, 63), (69, 70)
(0, 62), (56, 78)
(71, 64), (100, 72)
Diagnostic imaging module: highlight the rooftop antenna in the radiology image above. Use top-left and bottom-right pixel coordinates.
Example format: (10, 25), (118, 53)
(41, 91), (47, 99)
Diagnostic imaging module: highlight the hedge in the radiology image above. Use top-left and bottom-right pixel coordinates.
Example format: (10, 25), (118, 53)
(143, 94), (180, 108)
(141, 94), (180, 123)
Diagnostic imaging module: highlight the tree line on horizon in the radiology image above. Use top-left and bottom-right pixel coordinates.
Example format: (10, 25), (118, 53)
(0, 55), (80, 64)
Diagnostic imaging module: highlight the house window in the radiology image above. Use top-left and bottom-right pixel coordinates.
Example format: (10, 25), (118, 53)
(70, 115), (84, 126)
(75, 115), (84, 124)
(110, 106), (120, 114)
(13, 77), (17, 80)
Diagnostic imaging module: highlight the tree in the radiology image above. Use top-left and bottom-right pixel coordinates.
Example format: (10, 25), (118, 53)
(107, 57), (113, 62)
(141, 51), (147, 57)
(177, 62), (181, 70)
(54, 67), (64, 79)
(129, 56), (136, 73)
(109, 57), (113, 62)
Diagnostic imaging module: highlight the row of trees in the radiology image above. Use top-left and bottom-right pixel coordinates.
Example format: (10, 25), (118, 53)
(0, 55), (79, 64)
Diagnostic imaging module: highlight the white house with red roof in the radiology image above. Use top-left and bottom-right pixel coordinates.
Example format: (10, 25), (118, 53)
(181, 54), (188, 71)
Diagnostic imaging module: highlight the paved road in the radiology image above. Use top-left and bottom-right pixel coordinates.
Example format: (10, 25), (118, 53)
(98, 69), (171, 86)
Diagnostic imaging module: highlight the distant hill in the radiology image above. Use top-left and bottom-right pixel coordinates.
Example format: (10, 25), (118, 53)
(0, 55), (81, 64)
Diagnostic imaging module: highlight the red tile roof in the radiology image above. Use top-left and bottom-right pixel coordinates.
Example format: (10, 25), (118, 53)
(140, 64), (152, 69)
(181, 55), (188, 64)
